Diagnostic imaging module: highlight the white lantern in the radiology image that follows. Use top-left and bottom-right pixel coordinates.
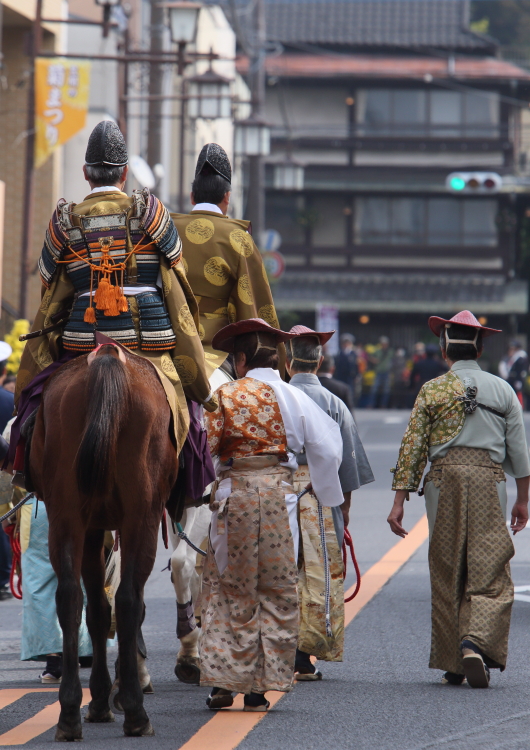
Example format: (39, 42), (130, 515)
(274, 160), (304, 191)
(188, 68), (232, 119)
(164, 1), (201, 44)
(234, 117), (270, 156)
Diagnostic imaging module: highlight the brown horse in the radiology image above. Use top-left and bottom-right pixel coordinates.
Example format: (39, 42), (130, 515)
(29, 344), (178, 740)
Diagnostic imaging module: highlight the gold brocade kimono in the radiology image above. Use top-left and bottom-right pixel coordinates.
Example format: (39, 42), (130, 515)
(171, 210), (283, 378)
(17, 195), (216, 452)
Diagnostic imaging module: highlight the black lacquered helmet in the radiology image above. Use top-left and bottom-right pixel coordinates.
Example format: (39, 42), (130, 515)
(195, 143), (231, 183)
(85, 121), (128, 167)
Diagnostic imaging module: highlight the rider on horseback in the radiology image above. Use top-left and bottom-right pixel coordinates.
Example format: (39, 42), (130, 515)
(171, 144), (283, 380)
(11, 121), (216, 470)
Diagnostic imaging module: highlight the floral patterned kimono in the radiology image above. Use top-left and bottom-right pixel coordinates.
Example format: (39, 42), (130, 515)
(200, 368), (343, 694)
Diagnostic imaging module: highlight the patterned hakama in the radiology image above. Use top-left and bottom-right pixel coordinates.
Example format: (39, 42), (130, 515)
(200, 457), (299, 694)
(426, 447), (515, 674)
(293, 466), (344, 662)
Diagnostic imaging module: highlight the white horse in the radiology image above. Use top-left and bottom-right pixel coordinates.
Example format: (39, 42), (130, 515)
(168, 367), (231, 684)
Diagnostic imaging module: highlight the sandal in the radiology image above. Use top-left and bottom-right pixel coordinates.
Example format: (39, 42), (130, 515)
(206, 687), (234, 710)
(243, 692), (270, 712)
(461, 640), (490, 689)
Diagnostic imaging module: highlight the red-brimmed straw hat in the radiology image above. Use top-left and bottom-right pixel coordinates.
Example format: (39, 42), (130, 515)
(428, 310), (501, 338)
(212, 318), (297, 353)
(288, 325), (335, 346)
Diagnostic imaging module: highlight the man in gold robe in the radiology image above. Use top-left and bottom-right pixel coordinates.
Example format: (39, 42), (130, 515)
(171, 144), (283, 379)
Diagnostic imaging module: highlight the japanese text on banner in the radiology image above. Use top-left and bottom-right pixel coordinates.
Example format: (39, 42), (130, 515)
(35, 58), (91, 168)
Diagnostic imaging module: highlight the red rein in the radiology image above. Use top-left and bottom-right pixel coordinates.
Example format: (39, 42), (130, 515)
(4, 524), (22, 599)
(342, 528), (361, 602)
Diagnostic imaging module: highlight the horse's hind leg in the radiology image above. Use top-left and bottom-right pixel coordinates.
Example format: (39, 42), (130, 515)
(50, 530), (84, 742)
(115, 527), (157, 737)
(82, 530), (114, 724)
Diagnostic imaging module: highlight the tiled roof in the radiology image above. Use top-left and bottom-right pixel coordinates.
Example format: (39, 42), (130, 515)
(266, 0), (492, 51)
(237, 54), (530, 81)
(211, 0), (495, 52)
(273, 273), (527, 313)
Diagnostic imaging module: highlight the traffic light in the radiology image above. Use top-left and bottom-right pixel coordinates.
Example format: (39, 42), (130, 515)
(446, 172), (502, 194)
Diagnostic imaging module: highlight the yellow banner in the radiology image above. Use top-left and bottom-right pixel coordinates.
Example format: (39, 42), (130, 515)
(35, 58), (91, 168)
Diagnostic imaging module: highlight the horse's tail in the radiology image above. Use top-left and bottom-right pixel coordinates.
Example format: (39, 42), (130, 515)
(77, 348), (130, 498)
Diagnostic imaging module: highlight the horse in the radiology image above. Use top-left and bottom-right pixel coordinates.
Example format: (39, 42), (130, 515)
(169, 366), (230, 685)
(29, 343), (178, 740)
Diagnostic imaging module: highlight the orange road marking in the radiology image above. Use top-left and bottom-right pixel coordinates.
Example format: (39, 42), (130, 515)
(344, 514), (429, 625)
(0, 690), (58, 711)
(0, 688), (90, 745)
(179, 515), (429, 750)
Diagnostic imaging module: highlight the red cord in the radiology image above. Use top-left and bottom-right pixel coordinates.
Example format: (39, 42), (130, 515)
(342, 528), (361, 602)
(4, 524), (22, 599)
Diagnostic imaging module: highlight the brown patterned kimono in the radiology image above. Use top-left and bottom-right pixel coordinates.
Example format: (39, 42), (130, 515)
(392, 362), (529, 674)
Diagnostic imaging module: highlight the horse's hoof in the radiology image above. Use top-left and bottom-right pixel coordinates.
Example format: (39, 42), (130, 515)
(55, 725), (83, 742)
(124, 721), (155, 737)
(109, 686), (124, 715)
(84, 709), (115, 723)
(142, 681), (154, 695)
(175, 659), (201, 685)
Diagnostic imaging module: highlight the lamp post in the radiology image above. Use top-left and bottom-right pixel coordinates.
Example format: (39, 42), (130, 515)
(161, 1), (201, 211)
(188, 67), (231, 119)
(94, 0), (121, 38)
(273, 159), (304, 191)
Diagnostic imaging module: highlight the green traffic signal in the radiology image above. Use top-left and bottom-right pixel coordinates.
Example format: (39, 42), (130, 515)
(450, 176), (466, 191)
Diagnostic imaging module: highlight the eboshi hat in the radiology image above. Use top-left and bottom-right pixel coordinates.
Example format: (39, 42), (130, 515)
(288, 325), (335, 346)
(212, 318), (296, 353)
(428, 310), (501, 338)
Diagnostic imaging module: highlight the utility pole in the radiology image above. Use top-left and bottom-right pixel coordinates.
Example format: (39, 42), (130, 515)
(246, 0), (265, 242)
(19, 0), (43, 319)
(147, 0), (165, 170)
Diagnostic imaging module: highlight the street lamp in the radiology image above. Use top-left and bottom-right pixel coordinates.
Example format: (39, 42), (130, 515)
(188, 67), (232, 119)
(95, 0), (121, 37)
(235, 116), (270, 157)
(274, 159), (304, 191)
(165, 1), (201, 45)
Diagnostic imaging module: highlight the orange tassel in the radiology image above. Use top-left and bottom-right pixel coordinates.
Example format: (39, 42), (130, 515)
(104, 290), (120, 317)
(94, 277), (111, 310)
(84, 305), (96, 324)
(118, 295), (128, 313)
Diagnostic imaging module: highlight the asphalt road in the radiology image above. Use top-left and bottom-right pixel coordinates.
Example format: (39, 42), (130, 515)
(1, 409), (530, 749)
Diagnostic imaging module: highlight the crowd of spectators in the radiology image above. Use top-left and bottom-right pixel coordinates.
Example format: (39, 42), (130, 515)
(323, 333), (530, 411)
(321, 334), (448, 410)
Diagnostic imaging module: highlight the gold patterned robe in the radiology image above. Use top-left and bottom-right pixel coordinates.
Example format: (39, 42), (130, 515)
(171, 210), (283, 377)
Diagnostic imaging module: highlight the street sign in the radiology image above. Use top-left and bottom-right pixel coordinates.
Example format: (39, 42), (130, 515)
(316, 304), (339, 356)
(446, 172), (502, 194)
(261, 229), (282, 253)
(262, 251), (285, 280)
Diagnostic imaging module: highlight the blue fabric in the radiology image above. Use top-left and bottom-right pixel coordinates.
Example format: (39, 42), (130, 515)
(0, 526), (11, 588)
(0, 387), (14, 434)
(21, 495), (93, 661)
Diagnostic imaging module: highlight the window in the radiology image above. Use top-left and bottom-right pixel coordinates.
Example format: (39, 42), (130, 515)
(265, 194), (306, 245)
(356, 89), (499, 137)
(356, 197), (497, 246)
(311, 196), (347, 247)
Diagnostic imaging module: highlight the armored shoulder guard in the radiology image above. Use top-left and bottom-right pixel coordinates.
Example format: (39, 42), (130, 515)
(38, 199), (73, 288)
(134, 188), (182, 267)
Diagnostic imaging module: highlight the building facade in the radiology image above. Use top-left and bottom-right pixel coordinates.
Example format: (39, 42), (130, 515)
(233, 0), (530, 356)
